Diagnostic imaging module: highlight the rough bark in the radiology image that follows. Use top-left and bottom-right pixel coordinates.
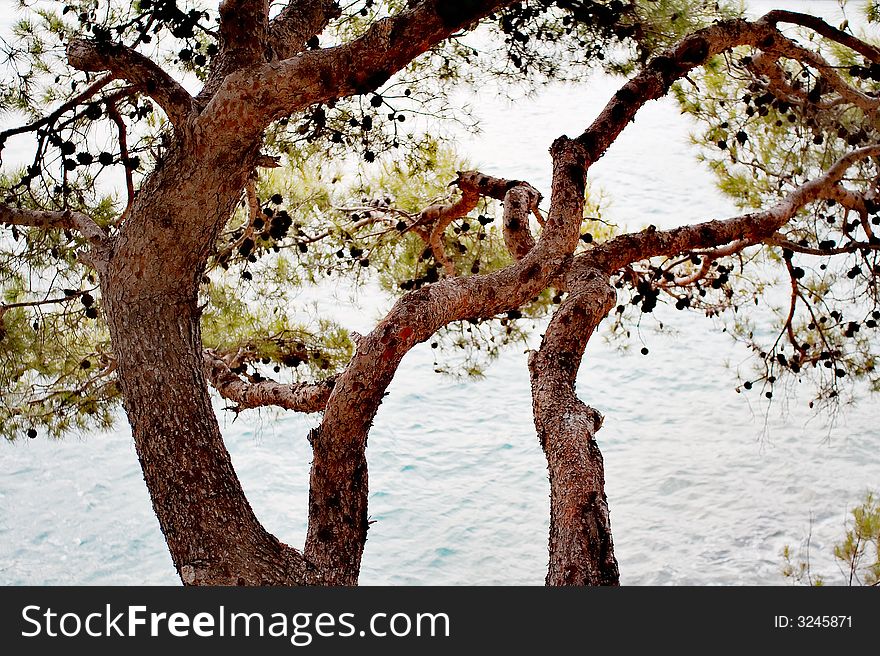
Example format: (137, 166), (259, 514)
(218, 0), (270, 70)
(529, 264), (619, 586)
(502, 184), (540, 261)
(90, 127), (323, 584)
(101, 288), (309, 585)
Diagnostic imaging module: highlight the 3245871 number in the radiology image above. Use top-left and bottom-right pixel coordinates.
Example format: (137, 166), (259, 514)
(797, 616), (852, 628)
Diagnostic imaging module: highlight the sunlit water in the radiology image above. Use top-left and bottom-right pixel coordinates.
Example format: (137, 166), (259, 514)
(2, 1), (878, 585)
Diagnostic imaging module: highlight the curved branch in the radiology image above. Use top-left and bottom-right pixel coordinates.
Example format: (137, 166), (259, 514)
(199, 0), (518, 140)
(575, 19), (776, 163)
(668, 239), (751, 286)
(575, 12), (880, 166)
(782, 256), (804, 354)
(419, 174), (482, 275)
(302, 136), (589, 583)
(66, 40), (194, 129)
(203, 350), (334, 413)
(764, 10), (880, 62)
(502, 184), (540, 261)
(401, 170), (541, 273)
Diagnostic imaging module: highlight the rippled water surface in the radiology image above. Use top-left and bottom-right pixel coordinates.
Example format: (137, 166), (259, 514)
(2, 1), (878, 585)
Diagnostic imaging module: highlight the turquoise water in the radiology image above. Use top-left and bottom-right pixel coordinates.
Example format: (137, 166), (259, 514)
(2, 1), (879, 585)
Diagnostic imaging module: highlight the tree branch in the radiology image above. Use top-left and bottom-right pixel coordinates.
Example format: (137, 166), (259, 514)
(66, 40), (194, 129)
(767, 34), (880, 112)
(268, 0), (341, 61)
(106, 102), (135, 225)
(666, 239), (751, 287)
(396, 171), (541, 273)
(765, 233), (879, 256)
(0, 74), (114, 144)
(0, 205), (108, 248)
(303, 136), (588, 582)
(585, 145), (880, 273)
(502, 184), (540, 261)
(411, 172), (482, 275)
(764, 10), (880, 62)
(218, 0), (270, 69)
(574, 19), (776, 163)
(203, 350), (335, 413)
(574, 12), (880, 167)
(199, 0), (518, 140)
(528, 264), (619, 585)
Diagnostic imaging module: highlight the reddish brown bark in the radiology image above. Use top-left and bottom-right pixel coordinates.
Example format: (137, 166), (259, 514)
(102, 289), (309, 585)
(528, 264), (619, 586)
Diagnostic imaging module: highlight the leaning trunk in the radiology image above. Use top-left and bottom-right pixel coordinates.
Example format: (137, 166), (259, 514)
(529, 266), (620, 585)
(99, 141), (310, 585)
(101, 281), (308, 584)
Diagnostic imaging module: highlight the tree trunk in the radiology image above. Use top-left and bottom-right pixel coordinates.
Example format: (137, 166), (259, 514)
(98, 141), (313, 585)
(303, 423), (370, 585)
(101, 286), (309, 584)
(529, 265), (620, 585)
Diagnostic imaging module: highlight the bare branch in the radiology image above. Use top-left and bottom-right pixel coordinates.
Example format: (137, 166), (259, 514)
(749, 52), (847, 111)
(782, 256), (805, 354)
(422, 177), (481, 276)
(0, 205), (108, 248)
(66, 40), (194, 129)
(573, 12), (880, 168)
(106, 102), (135, 225)
(203, 350), (335, 413)
(394, 170), (541, 274)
